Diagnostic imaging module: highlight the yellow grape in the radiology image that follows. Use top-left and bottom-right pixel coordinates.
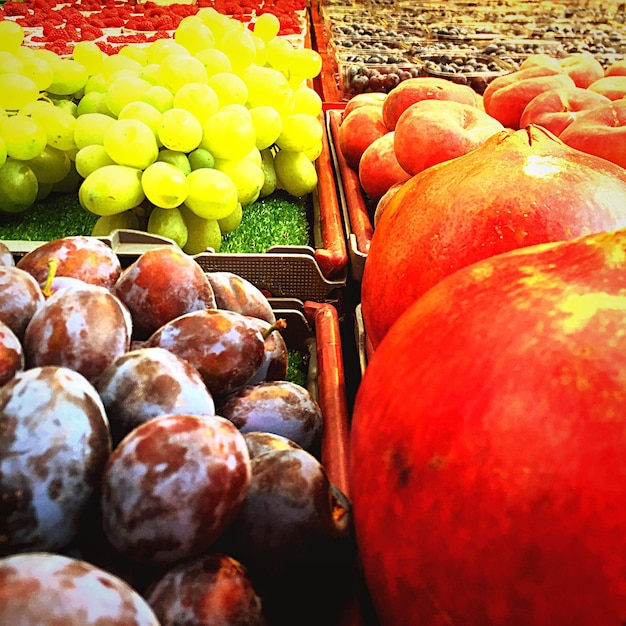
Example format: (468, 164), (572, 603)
(79, 164), (145, 216)
(292, 85), (323, 117)
(147, 206), (188, 249)
(0, 51), (22, 73)
(20, 99), (77, 152)
(184, 167), (238, 220)
(275, 113), (323, 154)
(219, 25), (257, 72)
(174, 17), (215, 54)
(157, 53), (208, 94)
(158, 108), (203, 153)
(75, 144), (116, 178)
(218, 201), (242, 233)
(274, 149), (318, 197)
(141, 85), (174, 113)
(105, 75), (152, 117)
(180, 204), (222, 254)
(74, 112), (116, 149)
(265, 37), (295, 74)
(213, 155), (264, 206)
(91, 210), (140, 237)
(194, 48), (232, 77)
(77, 91), (113, 116)
(26, 145), (71, 184)
(72, 40), (104, 76)
(141, 161), (189, 209)
(157, 149), (191, 175)
(118, 101), (162, 139)
(249, 105), (282, 150)
(0, 114), (47, 160)
(240, 64), (293, 116)
(253, 13), (281, 43)
(206, 71), (248, 107)
(0, 158), (38, 215)
(0, 73), (39, 111)
(0, 136), (7, 168)
(118, 44), (149, 67)
(103, 118), (159, 169)
(200, 108), (256, 160)
(0, 20), (24, 53)
(173, 82), (219, 123)
(100, 54), (143, 80)
(20, 54), (54, 91)
(47, 59), (88, 96)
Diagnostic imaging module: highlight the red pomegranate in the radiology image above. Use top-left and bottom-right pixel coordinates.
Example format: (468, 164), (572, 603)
(361, 124), (626, 349)
(351, 228), (626, 626)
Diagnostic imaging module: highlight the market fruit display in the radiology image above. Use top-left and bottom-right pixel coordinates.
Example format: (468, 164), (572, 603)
(351, 227), (626, 626)
(0, 12), (324, 254)
(0, 235), (354, 625)
(361, 125), (626, 349)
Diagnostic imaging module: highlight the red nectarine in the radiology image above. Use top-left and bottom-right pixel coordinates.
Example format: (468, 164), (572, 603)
(337, 104), (389, 171)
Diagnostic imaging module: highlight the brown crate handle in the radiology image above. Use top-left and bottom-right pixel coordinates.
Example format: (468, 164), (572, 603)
(304, 300), (351, 499)
(315, 113), (349, 280)
(328, 110), (374, 257)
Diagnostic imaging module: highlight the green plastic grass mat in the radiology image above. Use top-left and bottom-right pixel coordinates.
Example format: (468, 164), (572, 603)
(0, 190), (312, 253)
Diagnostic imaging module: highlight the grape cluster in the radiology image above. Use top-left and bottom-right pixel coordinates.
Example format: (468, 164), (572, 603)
(0, 12), (324, 254)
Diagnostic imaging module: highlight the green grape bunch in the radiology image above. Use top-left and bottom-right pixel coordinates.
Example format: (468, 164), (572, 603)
(0, 12), (325, 251)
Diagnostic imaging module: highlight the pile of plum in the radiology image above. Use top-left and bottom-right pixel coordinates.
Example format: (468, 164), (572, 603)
(0, 236), (354, 625)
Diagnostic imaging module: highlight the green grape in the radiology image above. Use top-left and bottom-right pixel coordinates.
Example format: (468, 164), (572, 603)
(287, 47), (323, 81)
(148, 41), (188, 65)
(79, 164), (145, 216)
(157, 53), (208, 94)
(184, 167), (238, 220)
(253, 13), (281, 44)
(74, 112), (116, 149)
(103, 118), (159, 169)
(141, 160), (189, 209)
(206, 71), (247, 107)
(0, 51), (22, 74)
(91, 210), (140, 237)
(0, 73), (39, 111)
(245, 146), (262, 167)
(36, 181), (53, 201)
(274, 149), (318, 197)
(72, 40), (104, 76)
(194, 48), (232, 77)
(75, 144), (116, 178)
(0, 136), (6, 168)
(240, 64), (293, 116)
(33, 48), (61, 66)
(213, 155), (264, 206)
(77, 91), (113, 116)
(265, 37), (295, 74)
(118, 44), (149, 67)
(173, 82), (218, 122)
(0, 158), (38, 214)
(104, 68), (140, 89)
(249, 105), (282, 150)
(51, 159), (81, 193)
(118, 101), (162, 138)
(0, 21), (24, 53)
(158, 108), (203, 153)
(174, 17), (216, 54)
(303, 138), (323, 162)
(188, 147), (215, 170)
(292, 85), (323, 117)
(251, 33), (267, 67)
(47, 59), (88, 96)
(138, 63), (160, 85)
(147, 205), (188, 248)
(100, 54), (143, 80)
(218, 201), (242, 233)
(0, 114), (47, 160)
(22, 100), (77, 152)
(142, 84), (174, 113)
(200, 108), (256, 160)
(180, 204), (222, 254)
(26, 145), (71, 184)
(275, 113), (323, 154)
(105, 75), (152, 117)
(219, 25), (256, 72)
(259, 147), (277, 197)
(84, 73), (107, 94)
(53, 97), (78, 119)
(157, 149), (191, 175)
(197, 8), (238, 43)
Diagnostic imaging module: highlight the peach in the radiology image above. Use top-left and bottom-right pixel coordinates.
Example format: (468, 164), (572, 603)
(483, 65), (576, 129)
(393, 99), (504, 176)
(358, 131), (411, 201)
(559, 99), (626, 169)
(605, 59), (626, 77)
(558, 54), (605, 88)
(519, 86), (612, 137)
(518, 53), (563, 71)
(381, 76), (479, 130)
(337, 104), (389, 171)
(587, 75), (626, 101)
(343, 92), (387, 120)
